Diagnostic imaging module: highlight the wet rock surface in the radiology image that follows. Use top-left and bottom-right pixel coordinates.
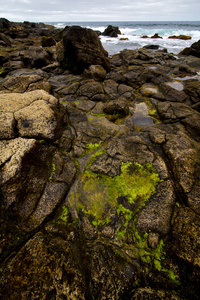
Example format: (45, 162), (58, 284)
(0, 21), (200, 299)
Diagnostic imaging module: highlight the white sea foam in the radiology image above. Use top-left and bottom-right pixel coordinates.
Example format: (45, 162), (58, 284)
(50, 21), (200, 55)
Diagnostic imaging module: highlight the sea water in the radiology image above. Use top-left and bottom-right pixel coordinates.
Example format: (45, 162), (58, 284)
(49, 21), (200, 55)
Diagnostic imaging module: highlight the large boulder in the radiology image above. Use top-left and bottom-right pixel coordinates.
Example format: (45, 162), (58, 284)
(22, 46), (53, 68)
(57, 26), (110, 73)
(0, 18), (10, 31)
(180, 39), (200, 57)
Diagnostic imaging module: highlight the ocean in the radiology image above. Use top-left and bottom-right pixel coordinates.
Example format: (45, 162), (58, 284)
(49, 21), (200, 56)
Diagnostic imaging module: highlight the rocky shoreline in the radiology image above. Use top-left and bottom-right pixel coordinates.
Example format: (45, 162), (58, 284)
(0, 18), (200, 299)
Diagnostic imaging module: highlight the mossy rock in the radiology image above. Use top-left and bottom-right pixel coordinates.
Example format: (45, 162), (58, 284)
(67, 160), (160, 233)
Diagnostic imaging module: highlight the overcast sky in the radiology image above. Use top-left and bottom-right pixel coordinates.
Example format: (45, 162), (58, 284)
(0, 0), (199, 22)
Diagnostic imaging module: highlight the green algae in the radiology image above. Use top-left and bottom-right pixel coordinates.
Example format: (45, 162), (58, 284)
(148, 108), (157, 116)
(89, 111), (106, 117)
(134, 232), (180, 285)
(115, 162), (159, 204)
(84, 147), (106, 170)
(59, 205), (70, 223)
(77, 161), (160, 228)
(85, 142), (101, 151)
(64, 157), (180, 286)
(77, 160), (180, 284)
(78, 142), (103, 159)
(49, 163), (56, 181)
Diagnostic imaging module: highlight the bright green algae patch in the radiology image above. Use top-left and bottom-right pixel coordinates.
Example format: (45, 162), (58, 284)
(115, 162), (159, 204)
(77, 161), (160, 227)
(62, 159), (180, 285)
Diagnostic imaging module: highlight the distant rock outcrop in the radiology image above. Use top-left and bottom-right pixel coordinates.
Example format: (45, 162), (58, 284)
(151, 33), (162, 39)
(102, 25), (120, 37)
(168, 34), (191, 40)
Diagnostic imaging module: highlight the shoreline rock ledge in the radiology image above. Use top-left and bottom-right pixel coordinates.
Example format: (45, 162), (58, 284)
(0, 19), (200, 300)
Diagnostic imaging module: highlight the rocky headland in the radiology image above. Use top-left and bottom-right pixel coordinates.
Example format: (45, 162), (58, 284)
(0, 18), (200, 299)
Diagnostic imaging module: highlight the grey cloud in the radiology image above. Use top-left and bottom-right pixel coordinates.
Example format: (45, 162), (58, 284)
(0, 0), (199, 22)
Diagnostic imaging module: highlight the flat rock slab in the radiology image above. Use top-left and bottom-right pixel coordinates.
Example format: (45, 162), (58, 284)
(0, 90), (61, 140)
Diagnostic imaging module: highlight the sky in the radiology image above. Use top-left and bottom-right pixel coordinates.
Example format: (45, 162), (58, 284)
(0, 0), (199, 22)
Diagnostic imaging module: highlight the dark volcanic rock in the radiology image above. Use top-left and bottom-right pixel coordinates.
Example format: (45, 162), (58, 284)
(102, 25), (120, 37)
(57, 26), (111, 73)
(41, 36), (56, 47)
(151, 33), (162, 39)
(180, 39), (200, 57)
(0, 18), (10, 30)
(103, 99), (129, 116)
(143, 44), (159, 50)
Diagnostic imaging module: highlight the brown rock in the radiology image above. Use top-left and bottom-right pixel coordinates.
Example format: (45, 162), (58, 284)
(84, 64), (107, 81)
(171, 207), (200, 266)
(151, 33), (162, 39)
(0, 32), (12, 47)
(136, 180), (176, 235)
(103, 99), (129, 116)
(57, 26), (110, 73)
(1, 74), (50, 93)
(41, 36), (56, 47)
(168, 34), (191, 40)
